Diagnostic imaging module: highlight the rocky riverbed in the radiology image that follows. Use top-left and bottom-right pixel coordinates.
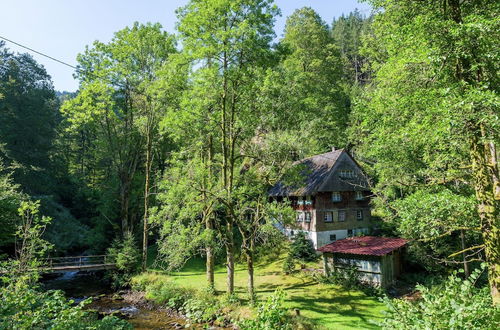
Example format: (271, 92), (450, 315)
(41, 271), (225, 329)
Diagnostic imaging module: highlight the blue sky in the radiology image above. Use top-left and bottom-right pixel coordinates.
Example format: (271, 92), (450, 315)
(0, 1), (371, 92)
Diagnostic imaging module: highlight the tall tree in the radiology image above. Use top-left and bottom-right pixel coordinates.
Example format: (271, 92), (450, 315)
(62, 23), (178, 251)
(331, 9), (372, 85)
(176, 0), (279, 294)
(352, 0), (499, 303)
(258, 7), (349, 153)
(0, 43), (58, 195)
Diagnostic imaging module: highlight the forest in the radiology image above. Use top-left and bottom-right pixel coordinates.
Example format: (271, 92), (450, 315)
(0, 0), (499, 329)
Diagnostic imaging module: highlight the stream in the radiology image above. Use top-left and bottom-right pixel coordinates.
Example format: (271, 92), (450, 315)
(41, 271), (196, 329)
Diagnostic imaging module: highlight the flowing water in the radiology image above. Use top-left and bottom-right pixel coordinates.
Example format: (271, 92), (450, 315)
(41, 271), (191, 329)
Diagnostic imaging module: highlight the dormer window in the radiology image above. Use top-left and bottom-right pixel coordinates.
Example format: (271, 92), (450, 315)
(332, 192), (342, 202)
(355, 191), (364, 200)
(339, 169), (355, 178)
(304, 196), (312, 205)
(297, 197), (304, 205)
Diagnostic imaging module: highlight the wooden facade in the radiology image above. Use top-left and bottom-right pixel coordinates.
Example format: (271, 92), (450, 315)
(319, 237), (407, 287)
(270, 149), (375, 248)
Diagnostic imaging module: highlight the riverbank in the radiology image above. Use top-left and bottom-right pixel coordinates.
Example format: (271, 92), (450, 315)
(41, 271), (229, 329)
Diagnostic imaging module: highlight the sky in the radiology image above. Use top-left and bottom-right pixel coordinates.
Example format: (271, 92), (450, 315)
(0, 1), (371, 92)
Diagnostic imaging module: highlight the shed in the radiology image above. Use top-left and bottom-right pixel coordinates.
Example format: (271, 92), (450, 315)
(318, 236), (408, 287)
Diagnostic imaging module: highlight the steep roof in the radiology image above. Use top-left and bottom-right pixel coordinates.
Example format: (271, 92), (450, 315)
(317, 236), (408, 256)
(268, 149), (367, 196)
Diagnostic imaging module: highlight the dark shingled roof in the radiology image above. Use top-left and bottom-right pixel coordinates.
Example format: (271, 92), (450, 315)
(268, 149), (344, 196)
(317, 236), (408, 256)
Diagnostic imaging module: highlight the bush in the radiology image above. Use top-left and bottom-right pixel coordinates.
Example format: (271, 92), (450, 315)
(106, 232), (141, 288)
(381, 266), (500, 329)
(312, 267), (384, 298)
(144, 280), (196, 309)
(238, 290), (293, 330)
(136, 277), (230, 325)
(289, 232), (317, 265)
(282, 255), (296, 274)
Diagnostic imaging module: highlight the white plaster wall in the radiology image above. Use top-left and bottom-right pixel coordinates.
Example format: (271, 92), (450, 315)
(281, 227), (371, 249)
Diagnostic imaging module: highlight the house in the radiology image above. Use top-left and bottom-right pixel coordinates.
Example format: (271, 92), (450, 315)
(269, 148), (373, 248)
(318, 236), (408, 287)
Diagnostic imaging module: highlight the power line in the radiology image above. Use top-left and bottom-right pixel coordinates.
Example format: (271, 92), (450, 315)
(0, 35), (77, 69)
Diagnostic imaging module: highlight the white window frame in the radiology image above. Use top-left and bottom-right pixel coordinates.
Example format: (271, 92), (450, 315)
(304, 212), (311, 223)
(297, 197), (304, 205)
(324, 211), (333, 222)
(304, 195), (312, 205)
(338, 210), (346, 222)
(356, 210), (363, 221)
(355, 191), (364, 200)
(296, 212), (303, 222)
(332, 192), (342, 202)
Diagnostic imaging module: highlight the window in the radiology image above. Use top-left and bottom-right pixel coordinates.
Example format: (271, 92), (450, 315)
(355, 191), (364, 200)
(338, 210), (346, 222)
(304, 212), (311, 223)
(332, 192), (342, 202)
(356, 210), (363, 221)
(340, 169), (355, 178)
(304, 195), (312, 205)
(297, 197), (304, 205)
(347, 229), (353, 237)
(290, 230), (294, 236)
(296, 212), (303, 222)
(324, 211), (333, 222)
(330, 234), (336, 241)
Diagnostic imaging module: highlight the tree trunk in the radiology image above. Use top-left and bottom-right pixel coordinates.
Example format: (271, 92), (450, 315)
(470, 134), (499, 304)
(206, 216), (215, 290)
(245, 239), (255, 301)
(142, 126), (153, 271)
(460, 229), (470, 278)
(226, 221), (235, 294)
(119, 179), (130, 236)
(447, 0), (499, 304)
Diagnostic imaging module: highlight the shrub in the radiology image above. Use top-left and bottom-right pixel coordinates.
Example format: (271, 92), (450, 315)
(181, 290), (224, 323)
(238, 290), (293, 330)
(282, 255), (296, 274)
(289, 232), (317, 264)
(144, 280), (196, 309)
(107, 232), (141, 288)
(381, 266), (500, 329)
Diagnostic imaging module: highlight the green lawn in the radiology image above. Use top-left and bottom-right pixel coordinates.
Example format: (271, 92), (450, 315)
(144, 253), (385, 329)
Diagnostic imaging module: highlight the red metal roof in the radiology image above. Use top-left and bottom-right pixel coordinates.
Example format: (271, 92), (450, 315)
(317, 236), (408, 256)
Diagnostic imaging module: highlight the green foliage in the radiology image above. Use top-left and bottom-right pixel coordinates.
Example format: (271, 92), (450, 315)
(0, 166), (26, 251)
(106, 232), (141, 288)
(282, 255), (295, 274)
(0, 280), (131, 329)
(238, 290), (293, 330)
(132, 277), (230, 324)
(381, 266), (500, 329)
(0, 45), (58, 195)
(351, 0), (500, 280)
(288, 232), (317, 264)
(331, 9), (373, 85)
(315, 265), (361, 289)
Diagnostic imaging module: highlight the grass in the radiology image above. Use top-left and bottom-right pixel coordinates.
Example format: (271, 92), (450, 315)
(139, 249), (386, 329)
